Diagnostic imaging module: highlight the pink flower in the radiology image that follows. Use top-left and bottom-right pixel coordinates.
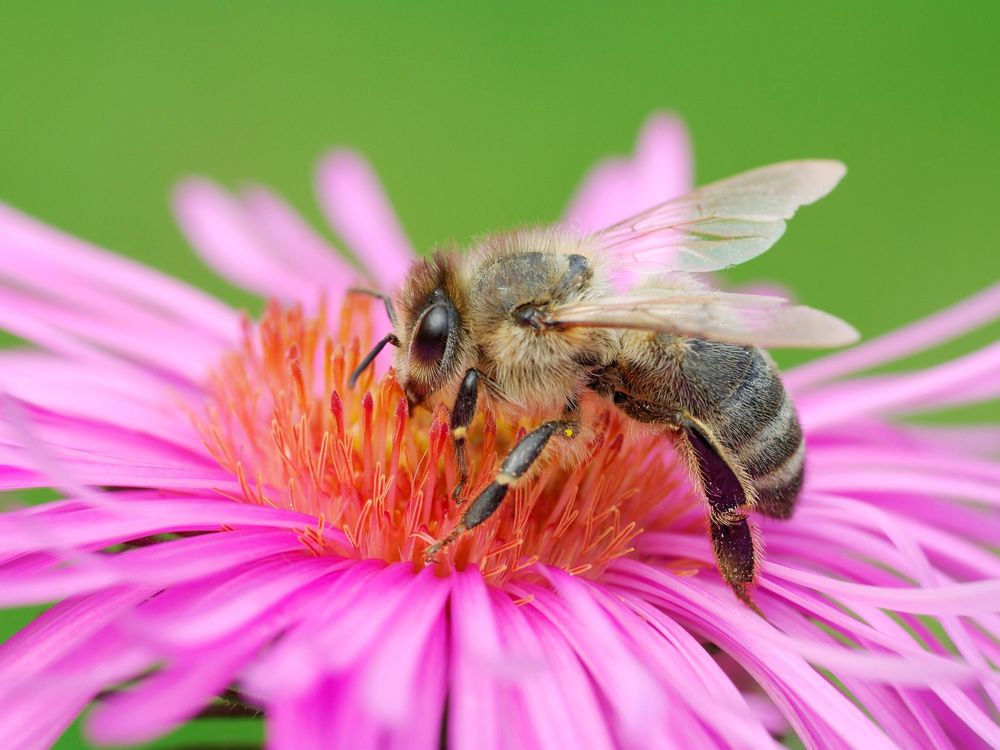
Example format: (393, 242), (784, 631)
(1, 114), (999, 750)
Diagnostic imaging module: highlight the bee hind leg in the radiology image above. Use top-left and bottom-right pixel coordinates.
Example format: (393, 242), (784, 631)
(425, 418), (577, 560)
(708, 512), (762, 613)
(678, 419), (763, 613)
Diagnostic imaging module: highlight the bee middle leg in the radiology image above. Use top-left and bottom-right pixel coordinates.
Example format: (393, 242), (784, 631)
(426, 418), (578, 558)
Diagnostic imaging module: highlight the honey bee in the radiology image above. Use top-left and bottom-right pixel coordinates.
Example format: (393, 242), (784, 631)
(349, 160), (858, 603)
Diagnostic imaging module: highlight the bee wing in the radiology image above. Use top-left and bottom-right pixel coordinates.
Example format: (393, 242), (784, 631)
(546, 290), (859, 349)
(592, 160), (846, 276)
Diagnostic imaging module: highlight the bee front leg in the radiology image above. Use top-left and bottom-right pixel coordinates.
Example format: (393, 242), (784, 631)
(426, 418), (578, 559)
(449, 369), (480, 503)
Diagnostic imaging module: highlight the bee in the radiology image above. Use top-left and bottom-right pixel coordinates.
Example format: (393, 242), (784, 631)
(349, 160), (858, 603)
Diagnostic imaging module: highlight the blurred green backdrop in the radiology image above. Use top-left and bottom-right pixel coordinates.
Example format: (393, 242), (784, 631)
(1, 3), (997, 748)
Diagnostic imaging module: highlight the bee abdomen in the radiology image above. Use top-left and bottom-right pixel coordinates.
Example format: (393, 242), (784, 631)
(705, 347), (805, 519)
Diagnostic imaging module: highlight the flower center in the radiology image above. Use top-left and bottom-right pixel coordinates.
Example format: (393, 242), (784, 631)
(195, 299), (697, 585)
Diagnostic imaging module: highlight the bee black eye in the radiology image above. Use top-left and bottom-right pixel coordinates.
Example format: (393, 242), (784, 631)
(413, 304), (451, 365)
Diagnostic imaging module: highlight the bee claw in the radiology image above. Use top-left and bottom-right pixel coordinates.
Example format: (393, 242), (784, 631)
(425, 526), (463, 562)
(451, 482), (466, 505)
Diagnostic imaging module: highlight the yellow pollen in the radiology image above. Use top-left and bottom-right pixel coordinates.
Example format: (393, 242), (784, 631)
(193, 299), (694, 586)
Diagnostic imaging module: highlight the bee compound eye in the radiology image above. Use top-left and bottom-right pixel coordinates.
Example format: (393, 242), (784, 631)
(413, 304), (451, 365)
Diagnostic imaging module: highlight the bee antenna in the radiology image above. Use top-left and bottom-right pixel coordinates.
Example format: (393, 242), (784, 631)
(346, 287), (397, 325)
(347, 333), (399, 388)
(349, 333), (401, 388)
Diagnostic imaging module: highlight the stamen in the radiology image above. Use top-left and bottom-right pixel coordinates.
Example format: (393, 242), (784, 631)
(194, 299), (696, 585)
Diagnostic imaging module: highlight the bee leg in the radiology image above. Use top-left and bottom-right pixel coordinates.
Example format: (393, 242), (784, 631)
(708, 512), (761, 613)
(426, 419), (577, 559)
(678, 419), (762, 611)
(449, 369), (480, 503)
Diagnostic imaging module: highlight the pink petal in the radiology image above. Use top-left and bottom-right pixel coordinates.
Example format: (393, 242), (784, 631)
(0, 202), (238, 342)
(498, 595), (620, 750)
(448, 570), (506, 750)
(521, 607), (621, 750)
(241, 184), (363, 299)
(0, 632), (151, 750)
(0, 528), (307, 605)
(563, 113), (693, 232)
(173, 177), (326, 303)
(359, 568), (450, 725)
(131, 555), (343, 645)
(798, 340), (1000, 429)
(607, 562), (898, 750)
(86, 617), (274, 745)
(385, 609), (448, 750)
(787, 280), (1000, 392)
(0, 586), (151, 678)
(0, 494), (329, 559)
(0, 401), (230, 492)
(263, 568), (449, 750)
(0, 351), (200, 447)
(0, 285), (221, 383)
(765, 561), (1000, 616)
(315, 150), (415, 292)
(532, 569), (664, 746)
(243, 560), (391, 697)
(267, 678), (341, 750)
(592, 586), (777, 750)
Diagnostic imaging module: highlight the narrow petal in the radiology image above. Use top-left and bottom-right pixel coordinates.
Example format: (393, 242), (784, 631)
(787, 280), (1000, 391)
(243, 561), (391, 698)
(241, 184), (362, 298)
(0, 285), (221, 383)
(498, 596), (621, 750)
(0, 631), (151, 750)
(315, 150), (415, 291)
(0, 400), (231, 492)
(359, 568), (450, 725)
(267, 678), (339, 750)
(0, 585), (152, 678)
(0, 528), (307, 605)
(0, 202), (238, 342)
(448, 569), (506, 750)
(765, 562), (1000, 616)
(607, 561), (924, 750)
(563, 113), (693, 232)
(0, 494), (327, 558)
(532, 569), (665, 746)
(0, 351), (200, 447)
(86, 616), (275, 745)
(131, 555), (342, 645)
(173, 178), (325, 303)
(263, 568), (449, 750)
(798, 340), (1000, 429)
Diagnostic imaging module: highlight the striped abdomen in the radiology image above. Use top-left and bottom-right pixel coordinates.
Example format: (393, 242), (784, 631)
(680, 339), (804, 518)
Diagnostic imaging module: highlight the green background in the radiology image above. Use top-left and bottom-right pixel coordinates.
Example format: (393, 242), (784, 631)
(1, 3), (997, 748)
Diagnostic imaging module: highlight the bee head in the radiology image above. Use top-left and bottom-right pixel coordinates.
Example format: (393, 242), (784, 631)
(395, 253), (470, 406)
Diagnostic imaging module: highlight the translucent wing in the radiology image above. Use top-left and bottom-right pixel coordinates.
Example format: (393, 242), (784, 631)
(545, 290), (859, 349)
(593, 160), (846, 277)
